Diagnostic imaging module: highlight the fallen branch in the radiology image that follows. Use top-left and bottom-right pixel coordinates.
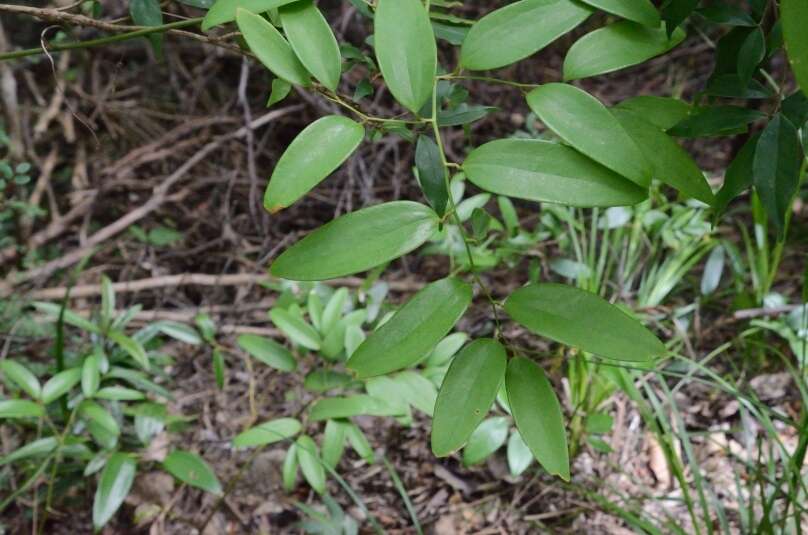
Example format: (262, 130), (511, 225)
(733, 305), (803, 320)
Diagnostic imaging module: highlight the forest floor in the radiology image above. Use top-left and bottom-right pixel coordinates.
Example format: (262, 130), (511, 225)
(2, 2), (807, 534)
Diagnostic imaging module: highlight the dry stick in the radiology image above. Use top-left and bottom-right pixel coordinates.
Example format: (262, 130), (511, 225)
(733, 304), (802, 320)
(0, 105), (304, 295)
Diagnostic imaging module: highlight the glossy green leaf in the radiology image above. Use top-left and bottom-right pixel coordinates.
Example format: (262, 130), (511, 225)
(782, 0), (808, 95)
(464, 139), (646, 207)
(93, 453), (136, 530)
(321, 287), (348, 335)
(527, 83), (652, 187)
(308, 395), (403, 421)
(108, 330), (150, 370)
(347, 278), (472, 378)
(504, 283), (665, 362)
(269, 309), (321, 350)
(460, 0), (592, 71)
(267, 77), (293, 107)
(237, 333), (297, 371)
(564, 21), (686, 81)
(579, 0), (659, 26)
(41, 368), (82, 404)
(280, 1), (341, 91)
(163, 450), (223, 495)
(296, 435), (326, 494)
(391, 371), (438, 415)
(415, 135), (449, 216)
(753, 114), (803, 239)
(156, 322), (202, 345)
(212, 348), (226, 389)
(321, 419), (347, 469)
(303, 370), (353, 392)
(667, 105), (765, 138)
(612, 109), (714, 204)
(462, 416), (509, 466)
(81, 401), (121, 441)
(431, 339), (507, 457)
(0, 437), (58, 466)
(0, 399), (44, 419)
(424, 332), (468, 368)
(506, 357), (569, 480)
(437, 104), (497, 127)
(614, 95), (691, 130)
(236, 8), (310, 86)
(271, 201), (439, 281)
(0, 360), (41, 400)
(507, 431), (533, 477)
(202, 0), (301, 30)
(737, 27), (765, 84)
(234, 417), (302, 447)
(714, 134), (759, 218)
(82, 354), (101, 397)
(374, 0), (437, 113)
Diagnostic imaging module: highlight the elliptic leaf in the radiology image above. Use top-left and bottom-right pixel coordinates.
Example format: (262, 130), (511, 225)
(504, 283), (665, 362)
(41, 368), (82, 404)
(321, 419), (347, 469)
(507, 431), (533, 477)
(667, 105), (765, 138)
(281, 0), (342, 91)
(431, 339), (507, 457)
(578, 0), (659, 27)
(92, 453), (136, 530)
(0, 360), (41, 400)
(462, 416), (509, 466)
(295, 435), (326, 494)
(460, 0), (592, 71)
(163, 450), (223, 495)
(237, 334), (297, 371)
(374, 0), (437, 113)
(463, 139), (646, 207)
(612, 108), (714, 204)
(714, 134), (760, 218)
(202, 0), (301, 30)
(0, 437), (58, 466)
(614, 95), (691, 130)
(271, 201), (439, 281)
(347, 278), (472, 378)
(782, 0), (808, 95)
(236, 8), (310, 86)
(415, 135), (449, 216)
(0, 399), (44, 419)
(308, 395), (404, 421)
(269, 309), (321, 350)
(564, 21), (686, 81)
(234, 417), (302, 447)
(506, 357), (569, 480)
(527, 83), (652, 187)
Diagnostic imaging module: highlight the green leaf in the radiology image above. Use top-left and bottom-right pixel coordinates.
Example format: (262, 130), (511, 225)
(753, 114), (803, 239)
(506, 357), (569, 480)
(41, 368), (81, 404)
(504, 283), (665, 362)
(347, 278), (472, 378)
(714, 134), (759, 218)
(156, 322), (202, 345)
(134, 403), (166, 445)
(345, 423), (374, 464)
(95, 386), (146, 401)
(320, 287), (348, 335)
(697, 6), (757, 27)
(374, 0), (437, 112)
(431, 339), (507, 457)
(782, 0), (808, 95)
(321, 420), (347, 469)
(130, 0), (164, 56)
(233, 417), (302, 447)
(564, 21), (685, 81)
(415, 135), (449, 216)
(585, 412), (614, 434)
(614, 95), (691, 130)
(393, 371), (438, 416)
(463, 139), (646, 208)
(93, 453), (136, 530)
(424, 332), (468, 368)
(283, 444), (299, 491)
(237, 334), (297, 371)
(462, 416), (509, 466)
(267, 78), (292, 108)
(32, 302), (100, 334)
(269, 309), (321, 350)
(280, 0), (341, 91)
(81, 401), (121, 442)
(737, 27), (765, 84)
(108, 330), (150, 370)
(0, 399), (44, 419)
(662, 0), (698, 37)
(527, 83), (652, 187)
(580, 0), (659, 26)
(303, 370), (353, 392)
(437, 104), (497, 127)
(101, 275), (115, 327)
(0, 437), (58, 466)
(611, 108), (714, 204)
(271, 201), (439, 281)
(236, 8), (310, 86)
(507, 431), (533, 477)
(163, 450), (223, 495)
(212, 348), (226, 389)
(700, 245), (725, 296)
(296, 436), (326, 494)
(308, 395), (404, 421)
(81, 354), (101, 398)
(460, 0), (592, 71)
(202, 0), (301, 30)
(668, 105), (766, 138)
(0, 360), (41, 400)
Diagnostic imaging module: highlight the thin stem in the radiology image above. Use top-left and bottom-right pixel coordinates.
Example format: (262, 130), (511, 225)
(440, 74), (538, 91)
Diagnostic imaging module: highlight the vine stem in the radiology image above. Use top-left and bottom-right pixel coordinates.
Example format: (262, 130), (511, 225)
(428, 78), (503, 336)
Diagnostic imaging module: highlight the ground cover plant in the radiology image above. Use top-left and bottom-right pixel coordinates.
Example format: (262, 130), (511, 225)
(0, 0), (807, 532)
